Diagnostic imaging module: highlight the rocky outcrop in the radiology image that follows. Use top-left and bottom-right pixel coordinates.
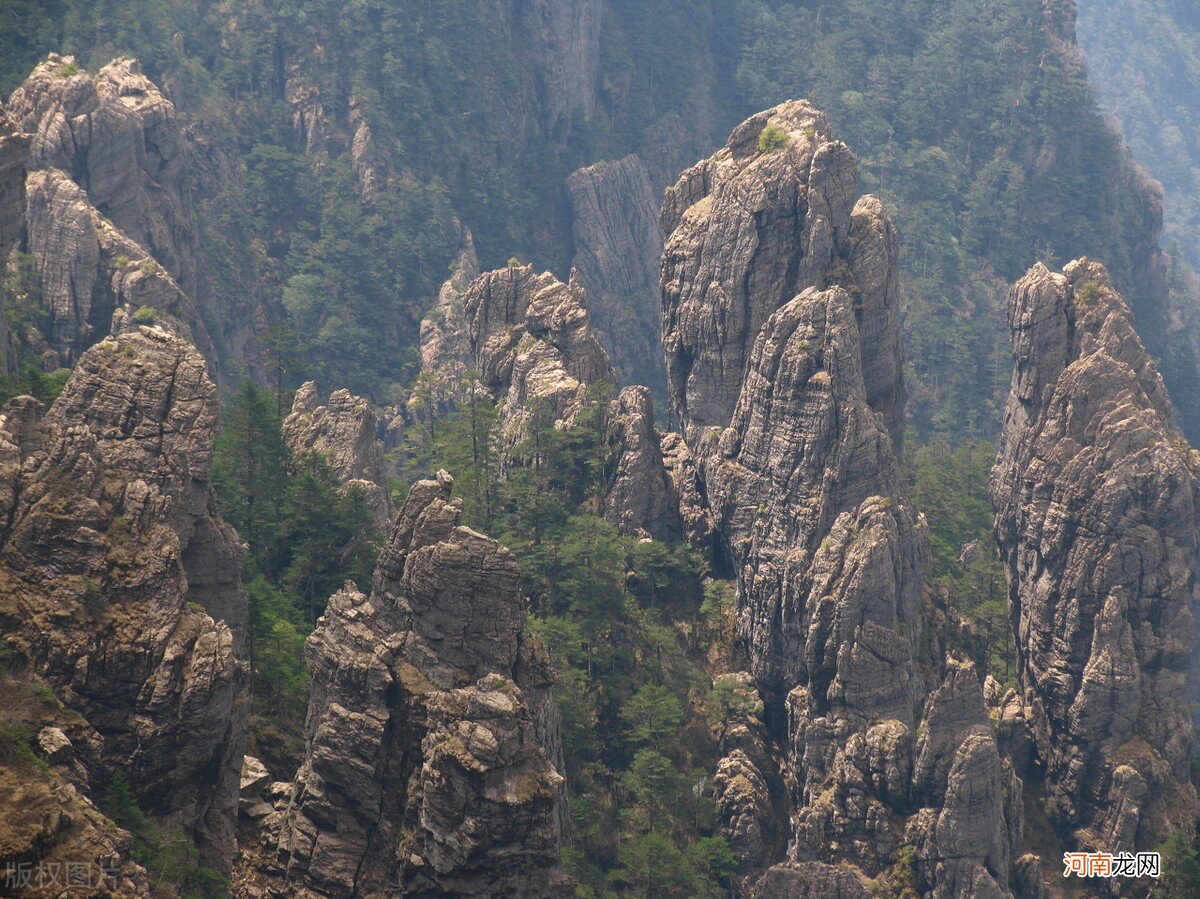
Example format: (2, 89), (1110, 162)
(661, 100), (904, 454)
(904, 659), (1021, 899)
(464, 263), (613, 450)
(406, 229), (481, 424)
(9, 54), (197, 295)
(991, 258), (1200, 853)
(659, 430), (716, 555)
(567, 155), (667, 398)
(752, 863), (872, 899)
(702, 284), (925, 711)
(241, 472), (567, 897)
(5, 55), (211, 366)
(662, 104), (1032, 895)
(24, 168), (203, 363)
(283, 382), (394, 530)
(0, 327), (248, 871)
(601, 386), (685, 542)
(711, 672), (783, 884)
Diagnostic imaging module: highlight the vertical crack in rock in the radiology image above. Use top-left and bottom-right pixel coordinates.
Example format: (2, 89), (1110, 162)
(991, 258), (1200, 853)
(567, 154), (667, 399)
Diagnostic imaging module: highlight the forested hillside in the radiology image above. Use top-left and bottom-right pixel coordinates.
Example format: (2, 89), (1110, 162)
(2, 0), (1194, 440)
(1078, 0), (1200, 269)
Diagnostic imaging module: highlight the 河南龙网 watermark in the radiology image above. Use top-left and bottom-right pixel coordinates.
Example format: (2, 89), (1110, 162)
(1063, 851), (1160, 879)
(3, 859), (119, 892)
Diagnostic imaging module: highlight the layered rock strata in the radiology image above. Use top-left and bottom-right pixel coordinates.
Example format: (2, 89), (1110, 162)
(991, 258), (1200, 853)
(283, 382), (394, 530)
(0, 327), (248, 870)
(243, 472), (567, 897)
(567, 155), (667, 398)
(5, 55), (210, 364)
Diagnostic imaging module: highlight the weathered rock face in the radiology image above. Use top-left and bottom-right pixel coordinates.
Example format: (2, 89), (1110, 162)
(257, 472), (567, 897)
(567, 155), (667, 399)
(5, 55), (211, 365)
(283, 382), (394, 531)
(711, 672), (784, 883)
(521, 0), (601, 137)
(601, 385), (685, 542)
(661, 100), (904, 453)
(662, 104), (1032, 896)
(904, 659), (1021, 899)
(991, 258), (1200, 853)
(412, 229), (480, 418)
(23, 168), (202, 363)
(703, 285), (925, 714)
(0, 327), (248, 871)
(718, 283), (931, 884)
(9, 55), (197, 293)
(463, 262), (613, 449)
(658, 429), (716, 555)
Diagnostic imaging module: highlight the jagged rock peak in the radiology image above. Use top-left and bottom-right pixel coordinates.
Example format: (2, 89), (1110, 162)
(463, 262), (613, 447)
(283, 381), (394, 530)
(0, 327), (247, 871)
(8, 54), (197, 293)
(660, 100), (904, 451)
(248, 471), (568, 897)
(706, 284), (926, 711)
(699, 280), (936, 888)
(567, 154), (667, 398)
(411, 227), (480, 416)
(992, 257), (1200, 853)
(5, 55), (211, 365)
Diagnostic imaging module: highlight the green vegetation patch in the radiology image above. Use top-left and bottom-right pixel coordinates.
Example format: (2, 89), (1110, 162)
(757, 123), (790, 153)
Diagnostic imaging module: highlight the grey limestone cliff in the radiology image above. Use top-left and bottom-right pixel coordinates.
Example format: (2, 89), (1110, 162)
(663, 103), (1031, 897)
(567, 154), (667, 399)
